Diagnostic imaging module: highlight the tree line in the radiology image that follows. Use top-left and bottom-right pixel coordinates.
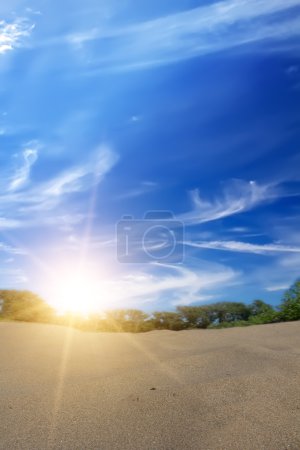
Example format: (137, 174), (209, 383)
(0, 279), (300, 332)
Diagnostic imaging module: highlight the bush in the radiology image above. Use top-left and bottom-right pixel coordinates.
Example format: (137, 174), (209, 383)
(205, 302), (251, 323)
(152, 312), (186, 330)
(2, 280), (300, 332)
(176, 306), (210, 329)
(208, 320), (251, 329)
(279, 280), (300, 321)
(248, 311), (281, 325)
(0, 290), (54, 323)
(249, 299), (274, 316)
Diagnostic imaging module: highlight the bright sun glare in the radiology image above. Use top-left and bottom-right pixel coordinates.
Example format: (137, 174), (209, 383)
(48, 266), (110, 316)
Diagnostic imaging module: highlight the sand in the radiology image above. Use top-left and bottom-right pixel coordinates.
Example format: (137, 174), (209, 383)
(1, 321), (300, 450)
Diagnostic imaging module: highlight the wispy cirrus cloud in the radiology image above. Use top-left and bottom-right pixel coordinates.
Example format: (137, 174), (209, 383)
(0, 242), (26, 255)
(0, 218), (22, 229)
(0, 145), (118, 229)
(45, 261), (238, 311)
(0, 267), (28, 286)
(179, 179), (276, 225)
(265, 284), (289, 292)
(65, 0), (300, 71)
(119, 264), (235, 307)
(185, 240), (300, 255)
(0, 18), (34, 54)
(8, 145), (38, 192)
(116, 181), (158, 200)
(42, 146), (118, 199)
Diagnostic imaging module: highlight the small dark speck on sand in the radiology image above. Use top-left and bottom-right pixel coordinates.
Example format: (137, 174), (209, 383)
(150, 387), (156, 391)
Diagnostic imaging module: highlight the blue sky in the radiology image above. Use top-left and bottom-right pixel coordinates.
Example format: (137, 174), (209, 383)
(0, 0), (300, 312)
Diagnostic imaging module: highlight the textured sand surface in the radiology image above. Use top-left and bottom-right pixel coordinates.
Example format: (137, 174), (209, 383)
(1, 321), (300, 450)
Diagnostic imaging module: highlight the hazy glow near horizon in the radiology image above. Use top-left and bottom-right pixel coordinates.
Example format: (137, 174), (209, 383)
(47, 265), (113, 315)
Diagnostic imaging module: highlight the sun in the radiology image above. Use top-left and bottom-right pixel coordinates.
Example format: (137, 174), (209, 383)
(55, 275), (95, 315)
(47, 265), (109, 316)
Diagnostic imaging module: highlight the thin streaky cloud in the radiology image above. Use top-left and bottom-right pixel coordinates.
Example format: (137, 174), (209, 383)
(0, 242), (26, 255)
(0, 268), (28, 286)
(0, 18), (34, 54)
(8, 147), (38, 192)
(3, 146), (117, 204)
(179, 180), (276, 225)
(45, 263), (238, 311)
(68, 0), (300, 44)
(42, 145), (118, 198)
(116, 181), (158, 200)
(0, 218), (22, 230)
(265, 284), (289, 292)
(185, 240), (300, 255)
(0, 145), (118, 229)
(64, 0), (300, 71)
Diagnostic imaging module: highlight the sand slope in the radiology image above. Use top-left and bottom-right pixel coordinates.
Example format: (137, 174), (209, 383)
(1, 321), (300, 450)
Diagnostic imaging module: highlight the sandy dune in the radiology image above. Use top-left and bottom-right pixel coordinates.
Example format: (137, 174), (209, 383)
(1, 321), (300, 450)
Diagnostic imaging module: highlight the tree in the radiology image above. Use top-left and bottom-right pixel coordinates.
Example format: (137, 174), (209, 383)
(177, 306), (210, 328)
(249, 300), (274, 316)
(0, 290), (54, 323)
(247, 299), (278, 324)
(280, 280), (300, 321)
(123, 309), (149, 332)
(104, 309), (149, 332)
(152, 312), (185, 330)
(206, 302), (250, 323)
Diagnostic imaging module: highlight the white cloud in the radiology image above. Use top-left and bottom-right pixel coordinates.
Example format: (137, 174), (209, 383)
(179, 179), (276, 225)
(0, 267), (28, 286)
(0, 217), (22, 229)
(8, 146), (38, 192)
(244, 251), (300, 296)
(265, 284), (289, 292)
(66, 0), (300, 71)
(42, 145), (118, 198)
(0, 145), (118, 229)
(116, 181), (158, 200)
(0, 19), (34, 54)
(45, 261), (239, 311)
(114, 262), (238, 307)
(278, 253), (300, 269)
(228, 227), (250, 233)
(0, 242), (26, 255)
(185, 240), (300, 255)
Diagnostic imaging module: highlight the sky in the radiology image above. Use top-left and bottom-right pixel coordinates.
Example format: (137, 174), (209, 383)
(0, 0), (300, 313)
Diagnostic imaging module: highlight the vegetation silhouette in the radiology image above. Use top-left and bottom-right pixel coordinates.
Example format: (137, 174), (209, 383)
(0, 279), (299, 332)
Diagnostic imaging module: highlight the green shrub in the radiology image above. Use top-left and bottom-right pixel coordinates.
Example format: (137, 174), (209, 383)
(279, 280), (300, 321)
(208, 320), (251, 329)
(248, 311), (281, 325)
(249, 299), (274, 316)
(176, 306), (209, 329)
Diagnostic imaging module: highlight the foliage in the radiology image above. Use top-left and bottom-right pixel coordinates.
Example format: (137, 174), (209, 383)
(206, 302), (251, 323)
(249, 299), (274, 316)
(0, 290), (54, 323)
(176, 306), (210, 328)
(152, 311), (185, 330)
(97, 309), (150, 332)
(208, 320), (252, 329)
(279, 280), (300, 321)
(1, 279), (300, 332)
(248, 311), (281, 325)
